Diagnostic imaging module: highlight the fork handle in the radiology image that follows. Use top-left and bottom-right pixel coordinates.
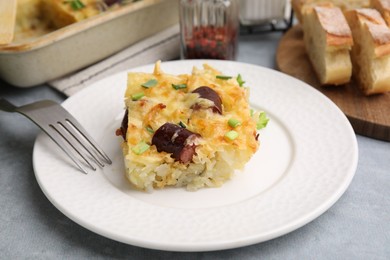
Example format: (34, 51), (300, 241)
(0, 98), (17, 112)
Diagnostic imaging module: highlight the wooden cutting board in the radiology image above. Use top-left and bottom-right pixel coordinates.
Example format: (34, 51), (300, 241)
(276, 24), (390, 142)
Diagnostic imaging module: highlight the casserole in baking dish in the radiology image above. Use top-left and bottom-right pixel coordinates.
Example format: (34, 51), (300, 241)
(0, 0), (179, 87)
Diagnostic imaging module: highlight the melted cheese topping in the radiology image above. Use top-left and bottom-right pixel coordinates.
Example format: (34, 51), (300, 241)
(123, 61), (259, 174)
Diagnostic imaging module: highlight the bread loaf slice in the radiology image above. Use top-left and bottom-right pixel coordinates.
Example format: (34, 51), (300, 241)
(371, 0), (390, 25)
(302, 6), (353, 85)
(346, 8), (390, 95)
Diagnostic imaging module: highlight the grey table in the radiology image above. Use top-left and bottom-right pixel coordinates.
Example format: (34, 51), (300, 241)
(1, 32), (389, 259)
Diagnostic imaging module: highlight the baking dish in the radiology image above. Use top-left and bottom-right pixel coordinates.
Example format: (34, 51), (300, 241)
(0, 0), (179, 87)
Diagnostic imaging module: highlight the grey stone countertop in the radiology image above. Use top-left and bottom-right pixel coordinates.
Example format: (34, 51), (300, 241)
(0, 31), (389, 259)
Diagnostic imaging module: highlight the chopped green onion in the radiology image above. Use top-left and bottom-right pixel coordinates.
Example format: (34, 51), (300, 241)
(63, 0), (85, 10)
(72, 0), (85, 10)
(172, 83), (187, 90)
(250, 109), (254, 117)
(122, 0), (142, 4)
(131, 92), (144, 101)
(131, 141), (150, 155)
(228, 118), (241, 128)
(257, 112), (269, 130)
(178, 121), (187, 128)
(141, 79), (158, 88)
(224, 130), (239, 141)
(146, 126), (154, 134)
(122, 0), (141, 4)
(236, 74), (245, 87)
(216, 75), (232, 80)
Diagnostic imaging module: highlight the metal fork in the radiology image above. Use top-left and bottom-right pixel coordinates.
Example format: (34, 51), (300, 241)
(0, 98), (112, 174)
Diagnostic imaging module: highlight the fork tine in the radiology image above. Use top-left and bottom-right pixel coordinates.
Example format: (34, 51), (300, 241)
(57, 120), (105, 168)
(65, 118), (112, 165)
(49, 124), (97, 172)
(2, 99), (111, 174)
(39, 125), (89, 174)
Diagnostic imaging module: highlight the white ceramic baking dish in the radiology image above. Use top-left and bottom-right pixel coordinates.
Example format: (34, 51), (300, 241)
(0, 0), (179, 87)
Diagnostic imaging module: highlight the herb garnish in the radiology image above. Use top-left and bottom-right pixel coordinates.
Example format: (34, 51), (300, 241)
(146, 126), (154, 134)
(224, 130), (238, 141)
(63, 0), (85, 10)
(256, 112), (269, 130)
(178, 121), (187, 128)
(236, 74), (245, 87)
(141, 79), (158, 88)
(131, 92), (144, 101)
(216, 75), (232, 80)
(172, 83), (187, 90)
(228, 118), (241, 128)
(132, 141), (150, 155)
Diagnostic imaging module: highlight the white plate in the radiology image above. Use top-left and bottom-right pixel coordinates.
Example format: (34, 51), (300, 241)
(33, 60), (358, 252)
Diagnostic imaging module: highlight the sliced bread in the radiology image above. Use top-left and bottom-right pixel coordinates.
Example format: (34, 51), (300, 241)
(302, 5), (353, 85)
(292, 0), (370, 23)
(346, 8), (390, 95)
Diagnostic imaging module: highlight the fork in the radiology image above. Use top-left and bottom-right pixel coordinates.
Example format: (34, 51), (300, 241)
(0, 98), (112, 174)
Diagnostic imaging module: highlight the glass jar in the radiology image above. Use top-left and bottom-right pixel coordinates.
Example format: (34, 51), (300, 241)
(179, 0), (239, 60)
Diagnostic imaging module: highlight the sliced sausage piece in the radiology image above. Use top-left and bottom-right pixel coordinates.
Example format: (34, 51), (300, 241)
(192, 86), (222, 114)
(116, 109), (128, 140)
(152, 123), (200, 163)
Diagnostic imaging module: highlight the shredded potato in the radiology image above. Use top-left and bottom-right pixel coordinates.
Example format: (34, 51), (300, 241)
(14, 0), (138, 43)
(119, 61), (262, 191)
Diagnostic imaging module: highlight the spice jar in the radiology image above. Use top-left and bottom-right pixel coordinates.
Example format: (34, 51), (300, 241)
(179, 0), (239, 60)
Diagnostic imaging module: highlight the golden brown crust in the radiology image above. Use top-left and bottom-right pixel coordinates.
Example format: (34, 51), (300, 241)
(293, 0), (335, 23)
(356, 7), (386, 23)
(351, 8), (390, 56)
(313, 6), (354, 47)
(294, 0), (370, 24)
(370, 0), (390, 25)
(371, 0), (390, 11)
